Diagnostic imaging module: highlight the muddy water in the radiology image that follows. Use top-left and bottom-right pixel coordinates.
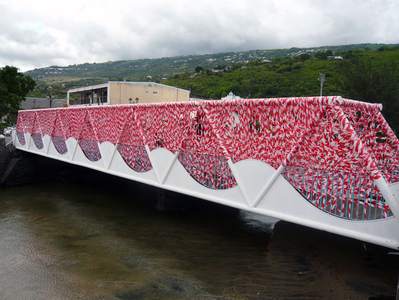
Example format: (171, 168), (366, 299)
(0, 175), (397, 299)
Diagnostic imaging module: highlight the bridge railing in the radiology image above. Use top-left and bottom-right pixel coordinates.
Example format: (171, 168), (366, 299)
(15, 96), (399, 223)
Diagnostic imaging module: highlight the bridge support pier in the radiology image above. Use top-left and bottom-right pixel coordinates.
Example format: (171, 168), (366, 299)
(154, 188), (188, 212)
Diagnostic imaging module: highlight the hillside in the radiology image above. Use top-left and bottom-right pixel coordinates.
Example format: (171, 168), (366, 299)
(165, 47), (399, 131)
(165, 55), (342, 99)
(26, 43), (396, 89)
(25, 44), (399, 132)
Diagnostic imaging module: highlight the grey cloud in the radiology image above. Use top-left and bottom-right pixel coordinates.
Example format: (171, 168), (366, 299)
(0, 0), (397, 71)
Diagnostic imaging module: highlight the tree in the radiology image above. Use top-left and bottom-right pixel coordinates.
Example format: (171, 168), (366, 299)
(298, 53), (311, 61)
(315, 50), (333, 60)
(0, 66), (36, 128)
(195, 66), (204, 73)
(339, 58), (399, 132)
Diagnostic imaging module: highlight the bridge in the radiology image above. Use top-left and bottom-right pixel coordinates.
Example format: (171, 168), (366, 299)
(12, 96), (399, 249)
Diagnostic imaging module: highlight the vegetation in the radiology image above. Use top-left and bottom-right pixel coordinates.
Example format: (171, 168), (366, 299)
(0, 66), (35, 129)
(26, 43), (397, 98)
(22, 43), (399, 132)
(165, 47), (399, 132)
(338, 50), (399, 131)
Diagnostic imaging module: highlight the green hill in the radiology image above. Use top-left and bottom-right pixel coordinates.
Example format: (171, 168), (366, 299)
(165, 46), (399, 131)
(26, 43), (396, 92)
(25, 43), (399, 132)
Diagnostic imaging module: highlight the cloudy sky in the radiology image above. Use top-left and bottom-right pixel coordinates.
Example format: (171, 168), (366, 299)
(0, 0), (398, 71)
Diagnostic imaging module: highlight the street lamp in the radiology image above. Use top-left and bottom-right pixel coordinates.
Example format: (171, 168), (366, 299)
(319, 73), (326, 97)
(47, 86), (53, 108)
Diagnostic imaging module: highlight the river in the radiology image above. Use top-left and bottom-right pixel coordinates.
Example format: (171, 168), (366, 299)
(0, 166), (397, 299)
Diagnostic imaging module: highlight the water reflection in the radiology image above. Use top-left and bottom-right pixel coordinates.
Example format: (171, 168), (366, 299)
(0, 179), (397, 299)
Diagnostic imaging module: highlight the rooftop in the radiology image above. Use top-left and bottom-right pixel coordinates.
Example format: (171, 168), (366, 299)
(67, 81), (190, 94)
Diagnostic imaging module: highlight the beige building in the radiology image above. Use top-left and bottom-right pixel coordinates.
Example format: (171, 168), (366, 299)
(67, 81), (190, 106)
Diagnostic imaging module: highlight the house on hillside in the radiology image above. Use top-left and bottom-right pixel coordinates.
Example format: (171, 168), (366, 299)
(327, 56), (344, 60)
(67, 81), (190, 106)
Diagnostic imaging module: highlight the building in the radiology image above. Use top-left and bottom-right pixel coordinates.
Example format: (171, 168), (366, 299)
(67, 81), (190, 106)
(327, 55), (344, 60)
(21, 97), (67, 110)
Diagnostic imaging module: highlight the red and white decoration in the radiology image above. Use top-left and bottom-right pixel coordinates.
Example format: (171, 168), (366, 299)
(15, 97), (399, 222)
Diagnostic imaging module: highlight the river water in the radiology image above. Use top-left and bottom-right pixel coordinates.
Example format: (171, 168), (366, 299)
(0, 167), (397, 299)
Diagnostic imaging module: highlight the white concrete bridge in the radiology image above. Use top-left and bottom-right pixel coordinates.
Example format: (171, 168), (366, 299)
(12, 96), (399, 249)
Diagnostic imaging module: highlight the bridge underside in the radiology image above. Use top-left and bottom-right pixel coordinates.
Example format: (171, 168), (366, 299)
(13, 96), (399, 249)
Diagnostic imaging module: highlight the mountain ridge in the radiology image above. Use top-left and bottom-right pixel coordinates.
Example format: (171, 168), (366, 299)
(26, 43), (398, 84)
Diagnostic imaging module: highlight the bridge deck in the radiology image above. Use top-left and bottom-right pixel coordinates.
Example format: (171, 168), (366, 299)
(13, 96), (399, 249)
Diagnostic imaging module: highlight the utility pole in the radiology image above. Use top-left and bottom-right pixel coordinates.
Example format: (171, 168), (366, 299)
(319, 73), (326, 97)
(48, 86), (53, 108)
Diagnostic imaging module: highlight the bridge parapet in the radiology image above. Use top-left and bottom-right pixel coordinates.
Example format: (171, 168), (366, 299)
(13, 96), (399, 249)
